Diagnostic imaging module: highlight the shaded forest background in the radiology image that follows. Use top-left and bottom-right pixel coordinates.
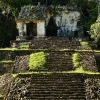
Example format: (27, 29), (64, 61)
(0, 0), (98, 47)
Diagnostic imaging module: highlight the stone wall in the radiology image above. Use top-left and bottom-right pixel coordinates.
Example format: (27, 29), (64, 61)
(94, 53), (100, 72)
(16, 5), (82, 39)
(0, 51), (15, 61)
(0, 74), (12, 99)
(0, 50), (35, 61)
(13, 55), (29, 73)
(80, 52), (98, 72)
(85, 75), (100, 100)
(10, 40), (31, 48)
(37, 21), (45, 37)
(0, 50), (36, 74)
(0, 62), (14, 74)
(44, 6), (82, 37)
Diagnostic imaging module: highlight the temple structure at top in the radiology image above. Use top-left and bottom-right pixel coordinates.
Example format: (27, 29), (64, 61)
(16, 3), (83, 40)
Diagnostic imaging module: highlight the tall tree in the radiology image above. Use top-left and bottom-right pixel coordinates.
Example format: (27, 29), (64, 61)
(98, 0), (100, 15)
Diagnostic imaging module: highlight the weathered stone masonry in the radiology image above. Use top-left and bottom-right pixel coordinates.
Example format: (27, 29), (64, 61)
(15, 4), (83, 41)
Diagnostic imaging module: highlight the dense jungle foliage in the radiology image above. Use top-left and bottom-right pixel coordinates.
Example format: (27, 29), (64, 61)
(0, 0), (98, 47)
(89, 15), (100, 42)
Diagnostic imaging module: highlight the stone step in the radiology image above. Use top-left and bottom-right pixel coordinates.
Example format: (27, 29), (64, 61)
(46, 63), (73, 65)
(28, 83), (84, 86)
(30, 37), (80, 49)
(46, 64), (73, 67)
(26, 90), (86, 94)
(29, 76), (83, 78)
(47, 56), (71, 58)
(47, 67), (73, 70)
(46, 66), (73, 69)
(29, 81), (84, 84)
(30, 87), (84, 90)
(26, 93), (86, 96)
(47, 59), (72, 62)
(46, 51), (73, 68)
(46, 61), (72, 63)
(28, 74), (84, 78)
(48, 54), (72, 56)
(46, 65), (73, 68)
(29, 78), (83, 80)
(27, 88), (85, 92)
(27, 74), (83, 76)
(25, 95), (86, 99)
(28, 82), (84, 85)
(26, 97), (86, 99)
(6, 73), (86, 100)
(27, 85), (85, 88)
(47, 57), (72, 59)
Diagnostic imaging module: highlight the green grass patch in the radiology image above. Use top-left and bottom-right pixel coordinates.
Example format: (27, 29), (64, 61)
(28, 52), (46, 70)
(19, 45), (29, 49)
(0, 60), (13, 63)
(0, 94), (4, 98)
(12, 69), (100, 76)
(80, 41), (89, 46)
(72, 53), (81, 68)
(12, 74), (18, 78)
(0, 48), (18, 50)
(68, 67), (100, 74)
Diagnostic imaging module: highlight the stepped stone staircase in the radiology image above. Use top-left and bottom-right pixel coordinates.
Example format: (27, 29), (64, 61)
(29, 37), (80, 49)
(6, 73), (86, 100)
(46, 51), (74, 71)
(1, 37), (100, 100)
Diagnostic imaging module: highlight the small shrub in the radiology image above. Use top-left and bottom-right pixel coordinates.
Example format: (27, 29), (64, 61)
(72, 53), (81, 68)
(28, 52), (46, 70)
(80, 42), (89, 46)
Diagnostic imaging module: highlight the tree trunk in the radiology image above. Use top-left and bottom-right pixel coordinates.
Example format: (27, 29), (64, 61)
(98, 0), (100, 15)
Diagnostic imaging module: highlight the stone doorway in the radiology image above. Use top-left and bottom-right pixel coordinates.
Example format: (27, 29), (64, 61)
(74, 31), (78, 37)
(27, 22), (37, 36)
(46, 17), (58, 36)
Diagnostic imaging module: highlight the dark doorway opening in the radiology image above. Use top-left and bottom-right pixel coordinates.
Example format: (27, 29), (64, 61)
(74, 31), (78, 37)
(27, 22), (37, 36)
(46, 17), (58, 36)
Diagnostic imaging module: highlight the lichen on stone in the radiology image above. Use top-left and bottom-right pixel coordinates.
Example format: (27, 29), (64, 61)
(18, 5), (44, 20)
(17, 4), (79, 20)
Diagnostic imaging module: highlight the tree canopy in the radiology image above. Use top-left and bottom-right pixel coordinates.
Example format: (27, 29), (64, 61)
(89, 15), (100, 42)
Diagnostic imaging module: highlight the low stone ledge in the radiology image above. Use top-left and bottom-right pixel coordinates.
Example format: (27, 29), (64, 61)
(16, 36), (29, 41)
(0, 62), (14, 74)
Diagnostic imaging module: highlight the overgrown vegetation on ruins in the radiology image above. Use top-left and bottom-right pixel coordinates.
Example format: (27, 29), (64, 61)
(0, 0), (98, 47)
(80, 42), (89, 46)
(89, 15), (100, 42)
(19, 45), (29, 49)
(28, 52), (46, 70)
(72, 53), (81, 68)
(0, 60), (13, 63)
(0, 1), (100, 99)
